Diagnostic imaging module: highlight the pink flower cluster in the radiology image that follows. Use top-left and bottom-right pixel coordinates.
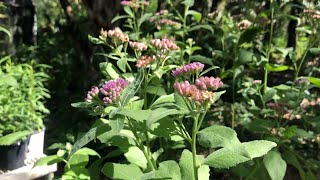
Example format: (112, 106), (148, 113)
(121, 0), (149, 9)
(100, 78), (129, 104)
(173, 62), (223, 106)
(85, 86), (99, 102)
(150, 18), (180, 30)
(150, 38), (179, 51)
(129, 41), (148, 51)
(155, 10), (168, 16)
(174, 81), (215, 105)
(171, 62), (204, 77)
(195, 76), (223, 90)
(107, 28), (129, 43)
(136, 55), (156, 68)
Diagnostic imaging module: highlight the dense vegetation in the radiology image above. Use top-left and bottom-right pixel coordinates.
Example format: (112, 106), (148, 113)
(1, 0), (320, 179)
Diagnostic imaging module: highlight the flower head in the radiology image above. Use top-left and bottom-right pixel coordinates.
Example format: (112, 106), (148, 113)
(195, 76), (223, 90)
(237, 19), (252, 30)
(173, 81), (215, 105)
(121, 0), (149, 9)
(85, 86), (99, 102)
(136, 55), (156, 68)
(171, 62), (204, 77)
(129, 41), (148, 51)
(107, 28), (129, 43)
(150, 38), (179, 51)
(100, 28), (108, 39)
(99, 78), (129, 104)
(155, 9), (168, 16)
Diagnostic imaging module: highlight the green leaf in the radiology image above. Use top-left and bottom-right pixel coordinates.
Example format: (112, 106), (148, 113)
(263, 151), (287, 180)
(97, 117), (125, 143)
(237, 49), (255, 65)
(189, 55), (213, 65)
(179, 149), (210, 180)
(310, 48), (320, 55)
(138, 13), (153, 26)
(203, 140), (276, 169)
(149, 118), (178, 138)
(308, 77), (320, 87)
(0, 131), (32, 146)
(111, 15), (130, 23)
(117, 58), (128, 72)
(124, 146), (148, 169)
(182, 0), (194, 7)
(240, 140), (277, 159)
(68, 126), (100, 159)
(117, 109), (151, 122)
(154, 65), (178, 79)
(146, 108), (181, 128)
(108, 134), (136, 148)
(188, 24), (214, 33)
(102, 163), (143, 180)
(148, 161), (182, 180)
(63, 167), (90, 179)
(0, 74), (18, 86)
(150, 94), (175, 109)
(199, 66), (220, 77)
(71, 102), (97, 108)
(124, 6), (134, 18)
(0, 26), (11, 37)
(99, 62), (120, 79)
(120, 68), (144, 106)
(69, 148), (100, 167)
(263, 88), (277, 102)
(187, 10), (202, 23)
(146, 86), (166, 96)
(88, 34), (104, 45)
(197, 125), (241, 149)
(212, 90), (226, 103)
(282, 149), (305, 178)
(174, 92), (190, 113)
(203, 148), (250, 169)
(265, 63), (292, 72)
(238, 27), (260, 45)
(34, 155), (64, 167)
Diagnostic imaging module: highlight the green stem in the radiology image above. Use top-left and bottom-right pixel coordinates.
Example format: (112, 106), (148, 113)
(294, 38), (318, 80)
(264, 0), (274, 93)
(127, 118), (155, 171)
(231, 104), (235, 129)
(191, 116), (199, 180)
(178, 120), (192, 143)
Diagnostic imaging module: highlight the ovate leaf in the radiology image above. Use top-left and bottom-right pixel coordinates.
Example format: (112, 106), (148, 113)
(263, 88), (277, 102)
(240, 140), (277, 159)
(153, 161), (182, 180)
(146, 108), (180, 128)
(198, 125), (241, 149)
(179, 149), (210, 180)
(187, 10), (202, 23)
(102, 163), (143, 180)
(265, 63), (292, 72)
(124, 146), (148, 169)
(308, 77), (320, 87)
(34, 155), (64, 167)
(203, 148), (250, 169)
(263, 151), (287, 180)
(150, 93), (175, 109)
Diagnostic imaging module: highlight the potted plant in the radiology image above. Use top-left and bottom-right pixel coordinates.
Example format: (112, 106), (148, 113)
(0, 56), (50, 171)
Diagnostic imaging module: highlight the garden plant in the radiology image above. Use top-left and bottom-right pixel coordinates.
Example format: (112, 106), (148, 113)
(1, 0), (317, 179)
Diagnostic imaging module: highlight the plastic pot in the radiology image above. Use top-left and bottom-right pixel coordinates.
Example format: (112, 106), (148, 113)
(0, 137), (30, 171)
